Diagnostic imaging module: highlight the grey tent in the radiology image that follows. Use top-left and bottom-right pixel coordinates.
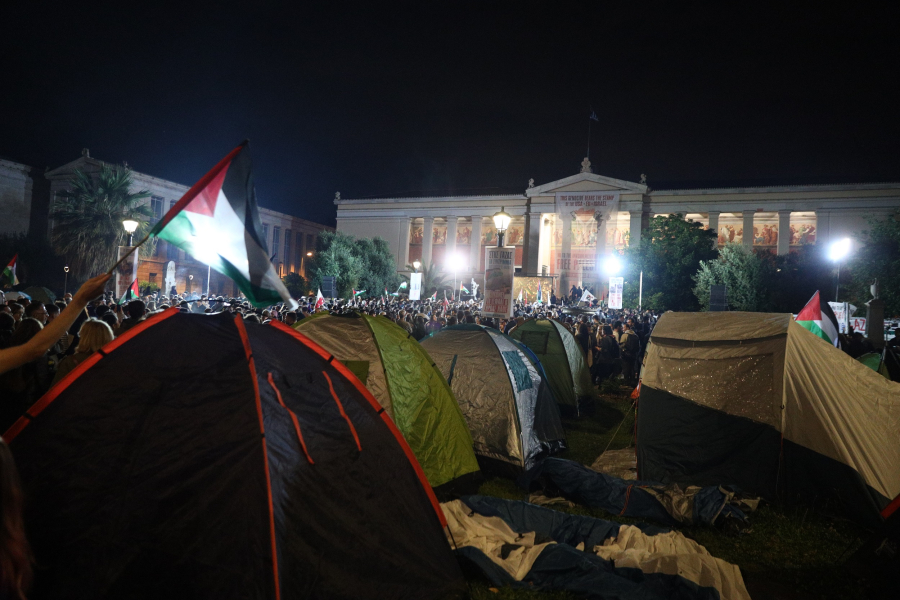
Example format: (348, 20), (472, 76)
(421, 324), (566, 475)
(637, 311), (900, 526)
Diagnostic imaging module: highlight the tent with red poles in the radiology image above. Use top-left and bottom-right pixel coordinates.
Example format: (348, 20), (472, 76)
(5, 310), (464, 600)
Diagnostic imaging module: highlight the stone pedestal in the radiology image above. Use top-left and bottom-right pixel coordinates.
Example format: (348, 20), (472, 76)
(866, 298), (886, 349)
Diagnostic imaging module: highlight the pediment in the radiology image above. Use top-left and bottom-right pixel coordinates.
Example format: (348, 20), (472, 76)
(527, 171), (647, 197)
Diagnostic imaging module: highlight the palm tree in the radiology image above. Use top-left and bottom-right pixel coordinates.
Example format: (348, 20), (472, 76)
(51, 164), (155, 279)
(401, 261), (448, 296)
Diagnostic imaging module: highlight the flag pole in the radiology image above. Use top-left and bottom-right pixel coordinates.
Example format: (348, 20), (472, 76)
(106, 233), (151, 275)
(587, 117), (592, 161)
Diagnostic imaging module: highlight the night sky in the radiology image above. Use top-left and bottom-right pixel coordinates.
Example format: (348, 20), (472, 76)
(3, 2), (898, 227)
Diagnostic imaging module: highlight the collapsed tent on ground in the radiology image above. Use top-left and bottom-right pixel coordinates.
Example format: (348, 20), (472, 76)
(637, 311), (900, 527)
(6, 310), (465, 600)
(420, 324), (566, 474)
(294, 312), (479, 494)
(508, 318), (593, 415)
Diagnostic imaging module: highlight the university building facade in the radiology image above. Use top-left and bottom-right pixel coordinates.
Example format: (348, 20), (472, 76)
(1, 150), (332, 296)
(335, 158), (900, 294)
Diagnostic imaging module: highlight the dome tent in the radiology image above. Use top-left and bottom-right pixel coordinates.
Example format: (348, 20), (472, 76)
(637, 311), (900, 527)
(508, 318), (594, 415)
(5, 310), (465, 600)
(294, 312), (480, 495)
(420, 324), (567, 474)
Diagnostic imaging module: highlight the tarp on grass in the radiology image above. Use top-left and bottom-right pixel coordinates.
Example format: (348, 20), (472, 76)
(520, 458), (754, 527)
(445, 495), (750, 600)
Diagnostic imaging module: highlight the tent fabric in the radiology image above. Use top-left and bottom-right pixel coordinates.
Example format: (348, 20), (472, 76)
(520, 458), (752, 527)
(638, 311), (900, 526)
(445, 496), (750, 600)
(5, 310), (465, 600)
(508, 318), (593, 415)
(294, 312), (479, 492)
(420, 324), (566, 473)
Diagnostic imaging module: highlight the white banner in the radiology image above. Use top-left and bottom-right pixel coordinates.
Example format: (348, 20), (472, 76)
(115, 246), (139, 299)
(608, 276), (624, 309)
(409, 272), (422, 301)
(483, 247), (515, 318)
(555, 191), (620, 218)
(828, 301), (850, 334)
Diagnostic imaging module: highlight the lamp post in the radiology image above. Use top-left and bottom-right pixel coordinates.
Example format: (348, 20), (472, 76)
(122, 219), (139, 246)
(63, 265), (69, 297)
(413, 260), (421, 273)
(828, 238), (852, 302)
(492, 207), (511, 248)
(189, 274), (194, 295)
(446, 253), (465, 301)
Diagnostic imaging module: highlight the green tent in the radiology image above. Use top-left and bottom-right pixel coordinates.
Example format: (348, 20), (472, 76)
(858, 352), (890, 379)
(294, 313), (480, 494)
(508, 318), (593, 415)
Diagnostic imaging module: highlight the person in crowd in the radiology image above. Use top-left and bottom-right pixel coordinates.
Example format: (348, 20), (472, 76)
(0, 318), (56, 430)
(8, 303), (24, 324)
(118, 300), (146, 335)
(283, 311), (298, 326)
(51, 319), (115, 385)
(0, 313), (15, 349)
(595, 325), (621, 383)
(619, 319), (641, 387)
(23, 302), (48, 325)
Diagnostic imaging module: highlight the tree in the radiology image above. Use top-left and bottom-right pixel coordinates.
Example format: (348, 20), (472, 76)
(400, 262), (448, 297)
(307, 231), (364, 298)
(353, 237), (400, 296)
(846, 211), (900, 316)
(281, 272), (309, 298)
(693, 243), (775, 311)
(621, 215), (718, 311)
(50, 165), (154, 279)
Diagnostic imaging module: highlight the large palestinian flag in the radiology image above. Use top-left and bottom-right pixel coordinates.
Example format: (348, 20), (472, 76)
(150, 142), (296, 308)
(1, 254), (18, 288)
(796, 290), (840, 347)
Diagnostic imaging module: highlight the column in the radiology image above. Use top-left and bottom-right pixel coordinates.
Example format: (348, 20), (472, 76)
(742, 210), (755, 250)
(522, 209), (541, 275)
(593, 215), (606, 281)
(561, 213), (573, 294)
(469, 216), (483, 273)
(445, 216), (458, 264)
(707, 211), (720, 249)
(422, 216), (434, 267)
(398, 217), (411, 269)
(629, 211), (643, 247)
(777, 210), (791, 256)
(815, 209), (830, 246)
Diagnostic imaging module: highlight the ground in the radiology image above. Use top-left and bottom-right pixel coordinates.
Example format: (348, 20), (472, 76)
(466, 387), (875, 600)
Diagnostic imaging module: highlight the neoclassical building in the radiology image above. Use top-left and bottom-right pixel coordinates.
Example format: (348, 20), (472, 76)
(1, 150), (332, 296)
(335, 158), (900, 293)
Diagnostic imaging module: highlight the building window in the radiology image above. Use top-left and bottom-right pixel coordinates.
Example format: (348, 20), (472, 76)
(151, 196), (165, 220)
(284, 229), (292, 271)
(262, 224), (269, 252)
(273, 227), (281, 259)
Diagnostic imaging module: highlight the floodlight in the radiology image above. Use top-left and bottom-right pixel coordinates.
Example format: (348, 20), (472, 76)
(828, 238), (851, 262)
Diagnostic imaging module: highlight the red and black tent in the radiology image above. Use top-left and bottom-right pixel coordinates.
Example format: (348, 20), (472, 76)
(5, 309), (465, 600)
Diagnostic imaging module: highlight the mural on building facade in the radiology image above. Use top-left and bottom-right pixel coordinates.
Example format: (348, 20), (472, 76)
(790, 221), (817, 245)
(752, 224), (779, 246)
(482, 222), (525, 246)
(432, 224), (447, 245)
(457, 224), (472, 245)
(717, 224), (743, 245)
(410, 225), (424, 244)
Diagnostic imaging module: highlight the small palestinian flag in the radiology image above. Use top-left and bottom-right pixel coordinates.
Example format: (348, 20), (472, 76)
(1, 254), (18, 288)
(429, 291), (437, 301)
(117, 279), (139, 305)
(149, 142), (297, 309)
(796, 291), (840, 347)
(353, 289), (366, 297)
(460, 282), (470, 294)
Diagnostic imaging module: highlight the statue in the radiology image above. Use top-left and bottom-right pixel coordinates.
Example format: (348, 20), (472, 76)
(527, 178), (534, 189)
(580, 157), (592, 173)
(640, 173), (647, 185)
(334, 191), (341, 201)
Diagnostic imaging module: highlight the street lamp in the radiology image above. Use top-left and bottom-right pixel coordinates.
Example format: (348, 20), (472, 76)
(413, 260), (421, 273)
(492, 207), (511, 247)
(63, 265), (69, 297)
(122, 220), (139, 246)
(602, 255), (622, 275)
(828, 237), (852, 301)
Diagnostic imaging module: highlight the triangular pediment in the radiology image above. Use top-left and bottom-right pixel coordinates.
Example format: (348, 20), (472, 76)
(527, 171), (647, 197)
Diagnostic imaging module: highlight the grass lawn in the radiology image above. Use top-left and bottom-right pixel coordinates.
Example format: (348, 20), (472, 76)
(470, 386), (875, 600)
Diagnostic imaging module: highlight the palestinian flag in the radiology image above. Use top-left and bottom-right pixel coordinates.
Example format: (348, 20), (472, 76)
(353, 289), (366, 297)
(460, 282), (470, 294)
(149, 142), (297, 309)
(796, 291), (840, 347)
(1, 254), (18, 288)
(117, 279), (139, 305)
(429, 291), (437, 301)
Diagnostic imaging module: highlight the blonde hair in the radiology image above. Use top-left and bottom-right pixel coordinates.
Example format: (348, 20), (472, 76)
(75, 319), (115, 354)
